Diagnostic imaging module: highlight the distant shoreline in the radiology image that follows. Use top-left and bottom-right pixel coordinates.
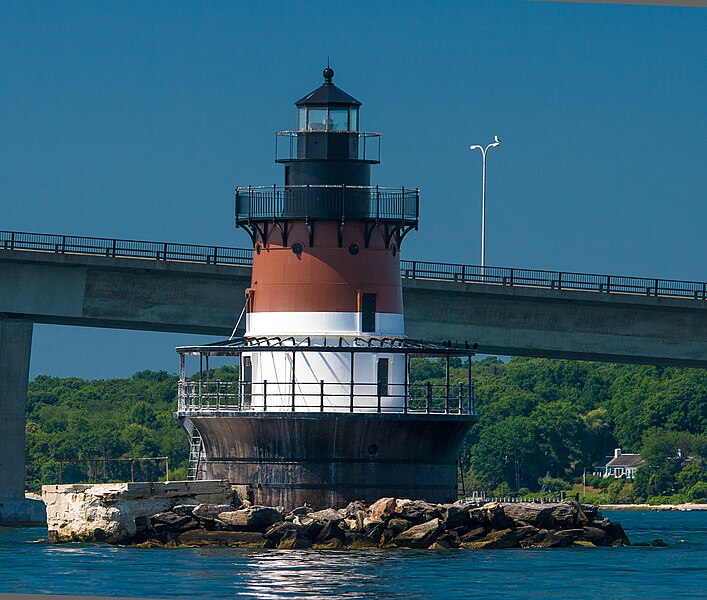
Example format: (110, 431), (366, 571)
(601, 503), (707, 511)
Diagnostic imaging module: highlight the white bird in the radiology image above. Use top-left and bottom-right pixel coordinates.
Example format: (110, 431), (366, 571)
(494, 135), (501, 144)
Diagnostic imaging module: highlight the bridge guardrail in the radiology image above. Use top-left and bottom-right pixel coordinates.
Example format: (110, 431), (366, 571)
(2, 230), (705, 300)
(0, 230), (252, 266)
(400, 260), (707, 300)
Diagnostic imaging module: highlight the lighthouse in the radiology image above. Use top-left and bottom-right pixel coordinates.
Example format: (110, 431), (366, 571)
(176, 67), (477, 509)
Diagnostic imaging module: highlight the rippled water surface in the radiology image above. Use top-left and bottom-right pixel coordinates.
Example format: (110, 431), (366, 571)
(1, 511), (706, 599)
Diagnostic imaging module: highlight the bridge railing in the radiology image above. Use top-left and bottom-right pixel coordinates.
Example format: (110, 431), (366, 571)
(2, 229), (706, 300)
(400, 260), (707, 300)
(0, 230), (252, 266)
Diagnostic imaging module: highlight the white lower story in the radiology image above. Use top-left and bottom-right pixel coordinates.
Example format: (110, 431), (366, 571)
(242, 311), (407, 412)
(246, 311), (405, 337)
(242, 346), (407, 412)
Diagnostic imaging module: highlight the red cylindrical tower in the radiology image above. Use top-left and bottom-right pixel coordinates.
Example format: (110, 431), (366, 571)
(176, 68), (476, 509)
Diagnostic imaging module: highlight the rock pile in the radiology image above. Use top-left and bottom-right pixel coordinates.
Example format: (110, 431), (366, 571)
(128, 499), (631, 549)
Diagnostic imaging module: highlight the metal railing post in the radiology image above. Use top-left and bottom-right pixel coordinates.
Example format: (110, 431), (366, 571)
(350, 352), (355, 413)
(426, 382), (431, 414)
(458, 383), (463, 414)
(263, 380), (267, 411)
(320, 380), (324, 412)
(404, 353), (409, 414)
(291, 351), (296, 412)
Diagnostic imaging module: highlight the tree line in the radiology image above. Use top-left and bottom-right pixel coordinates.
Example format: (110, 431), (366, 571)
(26, 358), (707, 503)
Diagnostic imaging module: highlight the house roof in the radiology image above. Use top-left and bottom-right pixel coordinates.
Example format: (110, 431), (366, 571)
(606, 454), (646, 468)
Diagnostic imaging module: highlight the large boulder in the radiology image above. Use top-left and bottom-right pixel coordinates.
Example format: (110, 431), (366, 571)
(469, 502), (510, 529)
(264, 521), (309, 544)
(387, 518), (411, 536)
(581, 526), (613, 547)
(177, 530), (268, 548)
(315, 519), (347, 544)
(394, 500), (441, 524)
(149, 511), (197, 534)
(602, 521), (631, 546)
(368, 497), (396, 520)
(192, 504), (238, 522)
(580, 503), (599, 523)
(345, 532), (379, 549)
(435, 530), (461, 548)
(309, 508), (344, 524)
(550, 502), (588, 528)
(441, 502), (471, 530)
(393, 518), (445, 549)
(503, 503), (555, 529)
(520, 528), (584, 548)
(462, 525), (538, 549)
(218, 506), (283, 530)
(312, 538), (345, 550)
(342, 501), (366, 518)
(277, 528), (311, 549)
(459, 526), (488, 543)
(291, 516), (324, 540)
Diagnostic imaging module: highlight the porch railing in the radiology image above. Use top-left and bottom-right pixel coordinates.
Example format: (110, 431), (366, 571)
(177, 380), (475, 416)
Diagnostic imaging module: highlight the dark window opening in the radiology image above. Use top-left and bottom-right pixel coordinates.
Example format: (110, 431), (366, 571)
(377, 358), (389, 397)
(242, 356), (252, 408)
(361, 293), (376, 332)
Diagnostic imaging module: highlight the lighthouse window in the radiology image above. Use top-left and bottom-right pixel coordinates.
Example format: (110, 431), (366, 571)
(307, 109), (327, 131)
(349, 108), (359, 132)
(297, 108), (307, 131)
(328, 109), (349, 131)
(377, 358), (389, 397)
(361, 293), (376, 332)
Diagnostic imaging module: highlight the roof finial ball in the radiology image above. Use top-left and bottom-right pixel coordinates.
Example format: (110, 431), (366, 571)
(323, 65), (334, 84)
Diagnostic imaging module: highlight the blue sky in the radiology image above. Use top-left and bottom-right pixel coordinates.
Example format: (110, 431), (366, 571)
(1, 1), (705, 378)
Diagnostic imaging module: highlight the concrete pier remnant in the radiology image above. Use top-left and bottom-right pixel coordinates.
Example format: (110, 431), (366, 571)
(0, 318), (43, 523)
(43, 480), (234, 543)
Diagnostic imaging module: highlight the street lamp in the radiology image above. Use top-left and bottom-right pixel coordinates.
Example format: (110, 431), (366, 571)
(469, 135), (501, 276)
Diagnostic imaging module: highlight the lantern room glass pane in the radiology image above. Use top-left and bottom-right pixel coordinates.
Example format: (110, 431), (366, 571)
(349, 108), (359, 132)
(307, 109), (327, 131)
(328, 109), (349, 131)
(298, 108), (306, 131)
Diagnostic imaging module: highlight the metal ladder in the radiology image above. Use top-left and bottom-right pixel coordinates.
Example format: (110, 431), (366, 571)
(457, 457), (466, 498)
(187, 428), (204, 481)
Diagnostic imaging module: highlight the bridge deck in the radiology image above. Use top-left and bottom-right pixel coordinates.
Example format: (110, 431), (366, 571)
(1, 230), (706, 367)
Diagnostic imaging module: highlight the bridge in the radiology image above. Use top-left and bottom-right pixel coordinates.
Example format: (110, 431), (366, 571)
(2, 229), (707, 520)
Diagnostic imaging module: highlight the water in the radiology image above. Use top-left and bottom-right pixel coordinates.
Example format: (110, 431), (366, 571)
(1, 511), (706, 599)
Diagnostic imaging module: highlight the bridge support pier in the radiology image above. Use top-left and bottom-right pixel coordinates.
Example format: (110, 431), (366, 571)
(0, 318), (44, 523)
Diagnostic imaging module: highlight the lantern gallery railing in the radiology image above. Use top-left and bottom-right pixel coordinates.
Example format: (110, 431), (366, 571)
(4, 229), (707, 301)
(234, 185), (419, 226)
(275, 131), (381, 163)
(177, 380), (474, 415)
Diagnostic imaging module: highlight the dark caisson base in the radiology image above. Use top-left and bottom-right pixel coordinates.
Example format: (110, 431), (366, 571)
(180, 412), (476, 511)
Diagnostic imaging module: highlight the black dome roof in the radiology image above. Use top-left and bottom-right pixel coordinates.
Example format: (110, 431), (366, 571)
(295, 66), (362, 108)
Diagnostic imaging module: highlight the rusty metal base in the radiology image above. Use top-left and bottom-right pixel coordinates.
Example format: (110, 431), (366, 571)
(180, 412), (476, 510)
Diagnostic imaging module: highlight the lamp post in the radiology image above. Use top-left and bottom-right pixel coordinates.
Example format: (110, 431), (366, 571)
(469, 136), (501, 277)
